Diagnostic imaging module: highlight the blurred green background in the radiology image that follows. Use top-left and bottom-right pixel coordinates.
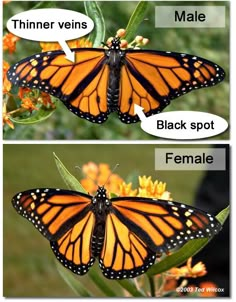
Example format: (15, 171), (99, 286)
(3, 1), (229, 140)
(4, 143), (225, 297)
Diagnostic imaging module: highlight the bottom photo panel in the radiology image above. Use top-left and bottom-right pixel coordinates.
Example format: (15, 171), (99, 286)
(4, 144), (230, 297)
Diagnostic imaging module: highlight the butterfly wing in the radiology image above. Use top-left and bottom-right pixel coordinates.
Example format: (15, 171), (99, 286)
(12, 188), (96, 275)
(118, 50), (225, 123)
(7, 49), (110, 123)
(50, 210), (96, 275)
(99, 212), (156, 279)
(110, 197), (222, 254)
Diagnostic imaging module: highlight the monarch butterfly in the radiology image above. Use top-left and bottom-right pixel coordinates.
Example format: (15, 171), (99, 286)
(7, 37), (225, 124)
(12, 186), (221, 279)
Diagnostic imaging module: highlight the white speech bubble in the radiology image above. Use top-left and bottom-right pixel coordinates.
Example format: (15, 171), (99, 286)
(7, 8), (94, 62)
(134, 105), (228, 139)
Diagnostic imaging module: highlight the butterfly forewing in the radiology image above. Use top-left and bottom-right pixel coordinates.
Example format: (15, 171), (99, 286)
(8, 49), (106, 94)
(11, 188), (93, 240)
(111, 197), (222, 253)
(7, 48), (109, 123)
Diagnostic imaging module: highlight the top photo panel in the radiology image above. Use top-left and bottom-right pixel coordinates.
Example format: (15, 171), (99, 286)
(3, 1), (229, 140)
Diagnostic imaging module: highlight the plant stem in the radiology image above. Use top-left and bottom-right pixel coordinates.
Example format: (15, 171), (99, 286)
(147, 275), (155, 297)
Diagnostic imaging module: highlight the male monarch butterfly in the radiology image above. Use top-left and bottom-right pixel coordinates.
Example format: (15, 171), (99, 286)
(12, 186), (221, 279)
(7, 37), (225, 124)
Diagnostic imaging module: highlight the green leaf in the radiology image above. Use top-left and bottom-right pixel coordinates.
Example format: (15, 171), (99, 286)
(84, 1), (106, 47)
(117, 279), (146, 297)
(53, 152), (86, 193)
(110, 192), (118, 198)
(125, 1), (150, 42)
(31, 1), (57, 9)
(147, 205), (230, 276)
(56, 262), (92, 297)
(216, 205), (230, 225)
(10, 106), (55, 124)
(5, 94), (17, 112)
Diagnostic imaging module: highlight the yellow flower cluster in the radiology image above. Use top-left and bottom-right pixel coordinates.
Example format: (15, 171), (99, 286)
(120, 176), (171, 200)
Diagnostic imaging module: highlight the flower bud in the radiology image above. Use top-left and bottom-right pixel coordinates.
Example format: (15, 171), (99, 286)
(116, 28), (126, 38)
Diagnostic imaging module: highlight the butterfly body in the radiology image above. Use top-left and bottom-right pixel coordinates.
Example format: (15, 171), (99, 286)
(12, 185), (221, 279)
(7, 38), (225, 124)
(90, 187), (109, 257)
(105, 45), (124, 113)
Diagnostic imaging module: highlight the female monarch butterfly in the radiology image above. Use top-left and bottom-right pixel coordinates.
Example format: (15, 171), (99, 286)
(7, 37), (225, 124)
(12, 186), (221, 279)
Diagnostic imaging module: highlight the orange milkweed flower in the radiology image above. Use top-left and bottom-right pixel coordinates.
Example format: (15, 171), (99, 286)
(21, 97), (38, 112)
(39, 92), (55, 108)
(3, 103), (14, 129)
(18, 88), (55, 109)
(163, 278), (178, 292)
(3, 33), (20, 54)
(81, 162), (123, 195)
(18, 87), (32, 99)
(82, 161), (100, 180)
(3, 60), (12, 94)
(169, 257), (207, 279)
(198, 281), (218, 297)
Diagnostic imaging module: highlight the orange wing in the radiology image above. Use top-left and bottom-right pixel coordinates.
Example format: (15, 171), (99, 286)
(12, 188), (96, 275)
(11, 188), (93, 240)
(110, 197), (222, 254)
(100, 212), (156, 279)
(7, 49), (109, 123)
(50, 211), (96, 275)
(118, 50), (225, 123)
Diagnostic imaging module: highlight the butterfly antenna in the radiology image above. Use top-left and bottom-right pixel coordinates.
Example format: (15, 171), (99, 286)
(75, 165), (98, 186)
(103, 164), (120, 187)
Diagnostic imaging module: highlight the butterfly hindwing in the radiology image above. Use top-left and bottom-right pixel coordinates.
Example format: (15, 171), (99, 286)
(111, 197), (222, 254)
(99, 212), (156, 279)
(118, 64), (164, 123)
(50, 211), (96, 275)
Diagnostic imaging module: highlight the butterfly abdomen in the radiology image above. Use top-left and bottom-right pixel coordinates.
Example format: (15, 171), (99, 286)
(91, 223), (105, 257)
(106, 49), (125, 112)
